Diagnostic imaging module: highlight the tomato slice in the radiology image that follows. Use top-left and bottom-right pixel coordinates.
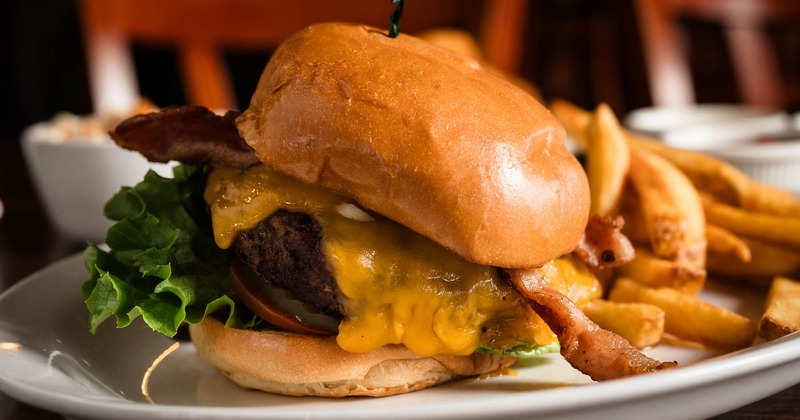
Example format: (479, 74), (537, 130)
(229, 261), (339, 335)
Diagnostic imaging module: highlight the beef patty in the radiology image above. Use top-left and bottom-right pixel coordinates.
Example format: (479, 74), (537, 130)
(233, 210), (343, 318)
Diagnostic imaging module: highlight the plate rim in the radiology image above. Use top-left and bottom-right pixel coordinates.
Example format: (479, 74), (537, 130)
(1, 254), (799, 419)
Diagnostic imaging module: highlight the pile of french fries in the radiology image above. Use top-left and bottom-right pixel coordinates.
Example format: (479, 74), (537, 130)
(550, 99), (800, 351)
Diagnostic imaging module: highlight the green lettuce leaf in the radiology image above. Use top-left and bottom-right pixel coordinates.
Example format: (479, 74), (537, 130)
(475, 340), (560, 358)
(81, 165), (253, 337)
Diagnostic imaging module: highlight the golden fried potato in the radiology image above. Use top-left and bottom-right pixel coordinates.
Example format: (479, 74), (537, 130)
(627, 146), (706, 269)
(707, 237), (800, 284)
(583, 299), (664, 348)
(737, 182), (800, 218)
(631, 135), (800, 216)
(617, 183), (650, 245)
(703, 198), (800, 249)
(547, 98), (800, 352)
(609, 278), (756, 350)
(705, 224), (751, 263)
(628, 135), (744, 205)
(550, 99), (591, 151)
(586, 104), (630, 216)
(758, 277), (800, 341)
(549, 98), (800, 217)
(617, 247), (706, 295)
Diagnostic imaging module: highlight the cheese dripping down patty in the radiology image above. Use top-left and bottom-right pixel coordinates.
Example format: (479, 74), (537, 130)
(204, 164), (598, 356)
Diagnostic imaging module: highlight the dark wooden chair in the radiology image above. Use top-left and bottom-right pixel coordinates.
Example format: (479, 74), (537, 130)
(78, 0), (529, 111)
(635, 0), (800, 108)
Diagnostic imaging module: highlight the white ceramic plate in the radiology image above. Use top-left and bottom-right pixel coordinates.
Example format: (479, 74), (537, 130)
(1, 255), (799, 420)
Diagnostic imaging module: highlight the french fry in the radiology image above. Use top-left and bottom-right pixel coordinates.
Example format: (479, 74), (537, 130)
(737, 181), (800, 217)
(586, 104), (630, 216)
(617, 247), (706, 294)
(549, 99), (800, 217)
(617, 183), (650, 245)
(550, 99), (591, 151)
(583, 299), (664, 348)
(631, 135), (800, 216)
(758, 277), (800, 341)
(706, 224), (751, 263)
(609, 278), (756, 349)
(703, 198), (800, 249)
(548, 99), (800, 355)
(628, 135), (744, 206)
(707, 236), (800, 281)
(627, 146), (706, 268)
(559, 102), (741, 208)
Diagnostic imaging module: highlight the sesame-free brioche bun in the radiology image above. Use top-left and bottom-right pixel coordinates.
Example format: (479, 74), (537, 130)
(236, 22), (589, 269)
(189, 317), (514, 397)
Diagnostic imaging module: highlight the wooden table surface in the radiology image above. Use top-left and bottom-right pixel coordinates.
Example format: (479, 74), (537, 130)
(0, 140), (798, 419)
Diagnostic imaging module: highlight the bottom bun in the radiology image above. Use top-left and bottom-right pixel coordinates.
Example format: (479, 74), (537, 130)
(189, 317), (515, 397)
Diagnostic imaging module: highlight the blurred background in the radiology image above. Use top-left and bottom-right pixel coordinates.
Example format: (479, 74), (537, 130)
(3, 0), (800, 145)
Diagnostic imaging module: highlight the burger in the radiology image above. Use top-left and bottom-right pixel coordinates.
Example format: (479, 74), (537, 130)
(82, 23), (671, 398)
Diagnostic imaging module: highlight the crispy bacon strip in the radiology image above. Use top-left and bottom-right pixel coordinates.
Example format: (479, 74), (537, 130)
(111, 105), (260, 168)
(574, 215), (635, 270)
(503, 268), (677, 381)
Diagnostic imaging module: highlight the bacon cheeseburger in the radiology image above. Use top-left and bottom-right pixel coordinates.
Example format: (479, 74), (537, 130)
(83, 23), (675, 398)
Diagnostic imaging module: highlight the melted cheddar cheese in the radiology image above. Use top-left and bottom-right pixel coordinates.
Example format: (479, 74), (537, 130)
(205, 165), (598, 356)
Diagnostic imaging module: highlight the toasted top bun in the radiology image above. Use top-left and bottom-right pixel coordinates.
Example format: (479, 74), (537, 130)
(190, 316), (514, 397)
(237, 23), (589, 268)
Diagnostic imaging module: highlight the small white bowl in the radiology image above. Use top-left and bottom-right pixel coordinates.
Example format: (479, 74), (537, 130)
(22, 121), (174, 243)
(625, 104), (800, 194)
(625, 104), (791, 138)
